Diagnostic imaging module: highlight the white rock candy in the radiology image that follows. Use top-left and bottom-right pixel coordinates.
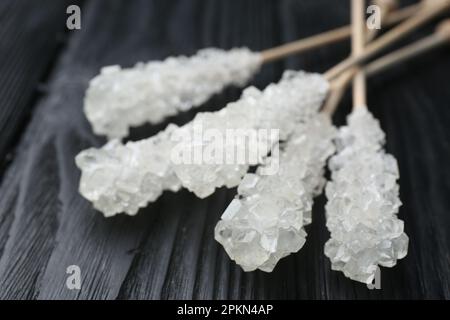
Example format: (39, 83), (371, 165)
(75, 125), (181, 217)
(215, 114), (336, 272)
(324, 107), (408, 284)
(76, 71), (329, 217)
(84, 48), (262, 139)
(173, 71), (329, 198)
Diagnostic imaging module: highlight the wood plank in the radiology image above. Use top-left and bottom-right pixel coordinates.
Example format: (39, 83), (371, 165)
(0, 0), (448, 300)
(0, 0), (76, 173)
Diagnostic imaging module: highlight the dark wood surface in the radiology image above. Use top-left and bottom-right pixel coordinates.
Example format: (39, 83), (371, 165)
(0, 0), (449, 300)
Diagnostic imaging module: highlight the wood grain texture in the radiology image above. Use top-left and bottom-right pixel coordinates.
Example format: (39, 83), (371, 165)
(0, 0), (76, 174)
(0, 0), (449, 300)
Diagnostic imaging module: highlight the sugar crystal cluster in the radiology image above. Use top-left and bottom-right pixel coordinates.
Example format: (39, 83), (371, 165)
(215, 114), (336, 272)
(324, 107), (408, 284)
(76, 71), (329, 217)
(75, 125), (181, 217)
(84, 48), (262, 139)
(172, 71), (329, 198)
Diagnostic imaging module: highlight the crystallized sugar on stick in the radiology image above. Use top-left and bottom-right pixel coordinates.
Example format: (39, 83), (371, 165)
(172, 71), (329, 198)
(215, 114), (336, 272)
(75, 125), (181, 217)
(324, 108), (408, 284)
(84, 48), (263, 139)
(76, 71), (329, 217)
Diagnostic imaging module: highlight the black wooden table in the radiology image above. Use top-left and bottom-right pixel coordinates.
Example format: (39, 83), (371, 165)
(0, 0), (449, 300)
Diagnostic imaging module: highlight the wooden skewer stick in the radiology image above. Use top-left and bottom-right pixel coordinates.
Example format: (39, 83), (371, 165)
(321, 74), (353, 116)
(323, 20), (450, 115)
(352, 0), (368, 109)
(366, 21), (450, 75)
(259, 1), (419, 64)
(322, 0), (395, 115)
(323, 0), (450, 80)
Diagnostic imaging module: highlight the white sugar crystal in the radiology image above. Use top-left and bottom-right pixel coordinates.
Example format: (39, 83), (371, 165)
(84, 48), (262, 139)
(76, 71), (329, 217)
(75, 125), (181, 217)
(172, 71), (329, 198)
(324, 107), (408, 284)
(215, 115), (336, 272)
